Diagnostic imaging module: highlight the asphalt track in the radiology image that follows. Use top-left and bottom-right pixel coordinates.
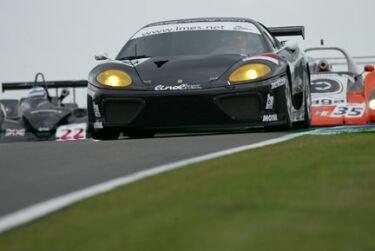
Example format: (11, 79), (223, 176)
(0, 131), (289, 217)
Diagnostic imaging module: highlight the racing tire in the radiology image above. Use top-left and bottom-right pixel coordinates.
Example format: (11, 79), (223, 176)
(293, 95), (312, 129)
(91, 129), (120, 140)
(293, 70), (312, 129)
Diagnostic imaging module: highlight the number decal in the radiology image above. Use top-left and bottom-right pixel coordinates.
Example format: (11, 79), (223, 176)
(60, 129), (72, 141)
(73, 128), (85, 140)
(56, 123), (87, 141)
(332, 107), (348, 116)
(331, 104), (365, 118)
(346, 107), (365, 117)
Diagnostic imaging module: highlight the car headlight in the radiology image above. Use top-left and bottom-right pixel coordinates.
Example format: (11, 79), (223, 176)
(369, 99), (375, 110)
(96, 70), (132, 87)
(229, 64), (272, 83)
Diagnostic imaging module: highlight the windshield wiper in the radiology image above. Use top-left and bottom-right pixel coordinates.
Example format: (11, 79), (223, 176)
(118, 55), (151, 61)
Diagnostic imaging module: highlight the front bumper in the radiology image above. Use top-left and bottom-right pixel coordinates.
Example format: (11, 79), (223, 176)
(88, 77), (289, 131)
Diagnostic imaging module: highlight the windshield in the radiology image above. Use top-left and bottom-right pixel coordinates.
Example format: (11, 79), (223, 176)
(117, 29), (268, 59)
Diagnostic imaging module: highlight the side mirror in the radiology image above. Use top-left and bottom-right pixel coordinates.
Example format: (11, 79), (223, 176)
(95, 53), (109, 61)
(284, 41), (298, 52)
(364, 65), (375, 72)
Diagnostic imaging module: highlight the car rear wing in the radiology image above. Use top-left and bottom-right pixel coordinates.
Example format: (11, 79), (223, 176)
(2, 80), (88, 92)
(268, 26), (305, 39)
(314, 56), (375, 66)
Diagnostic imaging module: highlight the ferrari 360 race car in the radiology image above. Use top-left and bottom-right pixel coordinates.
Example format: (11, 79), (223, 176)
(305, 47), (375, 126)
(88, 17), (311, 139)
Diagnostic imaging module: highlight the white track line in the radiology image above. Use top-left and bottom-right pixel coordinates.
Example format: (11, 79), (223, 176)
(0, 132), (309, 234)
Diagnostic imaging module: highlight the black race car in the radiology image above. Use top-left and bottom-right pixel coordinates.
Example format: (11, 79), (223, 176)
(0, 73), (88, 142)
(88, 18), (311, 140)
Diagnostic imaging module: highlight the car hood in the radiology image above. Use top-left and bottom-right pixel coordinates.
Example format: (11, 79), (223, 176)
(133, 54), (243, 85)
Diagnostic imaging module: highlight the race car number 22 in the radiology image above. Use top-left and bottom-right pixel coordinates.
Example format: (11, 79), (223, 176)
(56, 123), (87, 141)
(60, 128), (85, 141)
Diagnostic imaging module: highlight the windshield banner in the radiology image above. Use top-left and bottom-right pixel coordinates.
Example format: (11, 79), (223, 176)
(132, 22), (261, 39)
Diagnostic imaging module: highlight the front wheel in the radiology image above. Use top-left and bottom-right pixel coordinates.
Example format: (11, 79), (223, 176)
(293, 71), (312, 129)
(265, 78), (293, 131)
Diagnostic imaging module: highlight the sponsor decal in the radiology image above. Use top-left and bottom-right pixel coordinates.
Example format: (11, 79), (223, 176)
(265, 94), (274, 110)
(262, 114), (278, 122)
(93, 103), (101, 118)
(93, 122), (103, 129)
(5, 128), (25, 137)
(311, 74), (348, 107)
(154, 84), (202, 91)
(316, 110), (331, 117)
(313, 81), (331, 91)
(38, 127), (50, 132)
(311, 79), (343, 94)
(271, 78), (287, 89)
(132, 22), (261, 39)
(56, 123), (87, 141)
(312, 98), (345, 106)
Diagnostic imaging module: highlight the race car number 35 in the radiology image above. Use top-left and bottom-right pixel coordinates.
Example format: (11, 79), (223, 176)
(331, 104), (365, 118)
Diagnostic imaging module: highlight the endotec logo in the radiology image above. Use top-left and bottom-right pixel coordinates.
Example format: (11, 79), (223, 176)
(154, 84), (202, 91)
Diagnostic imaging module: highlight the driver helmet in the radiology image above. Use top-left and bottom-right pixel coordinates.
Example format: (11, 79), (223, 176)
(28, 86), (47, 98)
(316, 59), (331, 72)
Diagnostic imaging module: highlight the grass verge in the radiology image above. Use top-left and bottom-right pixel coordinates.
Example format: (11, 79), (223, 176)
(1, 134), (375, 251)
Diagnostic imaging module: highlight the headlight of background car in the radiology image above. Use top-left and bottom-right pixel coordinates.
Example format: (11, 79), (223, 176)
(229, 64), (271, 83)
(369, 99), (375, 110)
(96, 70), (132, 87)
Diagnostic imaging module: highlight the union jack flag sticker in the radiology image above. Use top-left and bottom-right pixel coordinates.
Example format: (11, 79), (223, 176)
(5, 128), (26, 137)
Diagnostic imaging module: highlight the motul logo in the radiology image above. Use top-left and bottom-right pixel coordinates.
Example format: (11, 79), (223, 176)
(262, 114), (278, 122)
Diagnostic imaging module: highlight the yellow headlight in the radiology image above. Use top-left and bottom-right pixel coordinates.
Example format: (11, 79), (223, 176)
(96, 70), (132, 87)
(229, 64), (272, 83)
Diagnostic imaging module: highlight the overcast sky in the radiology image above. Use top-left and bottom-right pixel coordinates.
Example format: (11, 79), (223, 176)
(1, 0), (374, 104)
